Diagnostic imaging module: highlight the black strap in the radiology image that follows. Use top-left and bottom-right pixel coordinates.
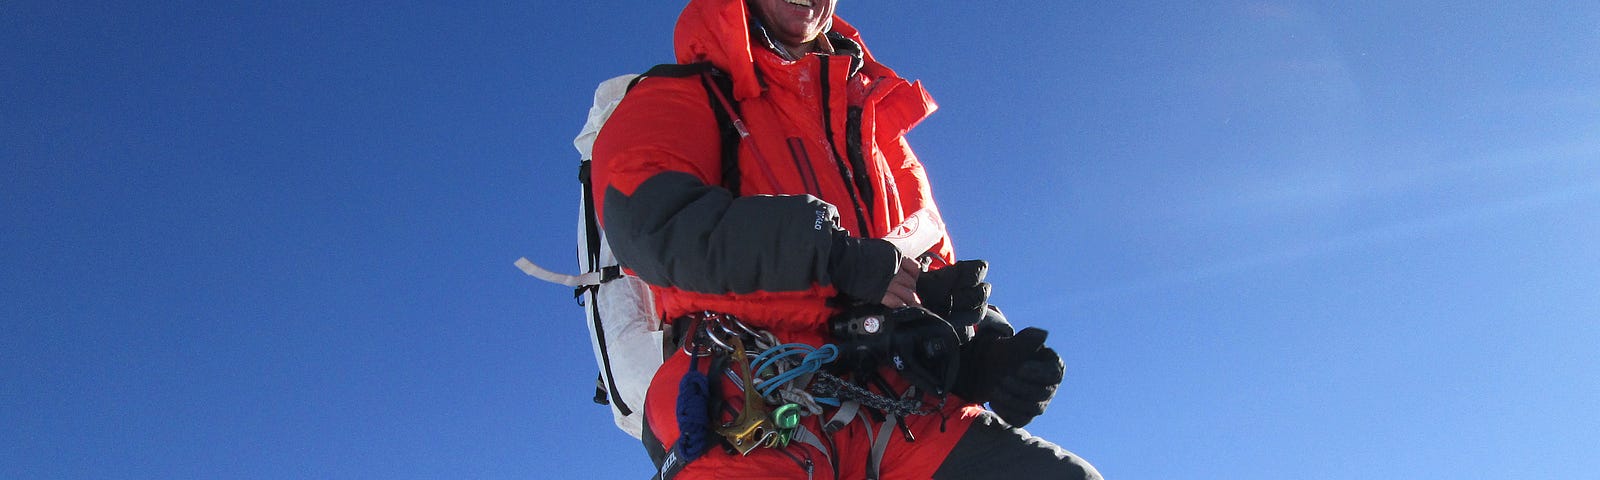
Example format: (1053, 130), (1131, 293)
(700, 72), (742, 197)
(629, 62), (742, 196)
(592, 373), (610, 406)
(577, 161), (604, 280)
(576, 157), (632, 416)
(817, 58), (871, 235)
(634, 62), (715, 86)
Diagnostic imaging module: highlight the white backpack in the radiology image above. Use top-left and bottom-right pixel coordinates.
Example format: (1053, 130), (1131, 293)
(517, 65), (738, 439)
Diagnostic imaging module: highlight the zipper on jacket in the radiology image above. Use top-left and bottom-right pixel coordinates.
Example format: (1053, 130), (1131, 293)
(786, 137), (823, 197)
(778, 446), (816, 480)
(844, 105), (872, 219)
(819, 57), (872, 236)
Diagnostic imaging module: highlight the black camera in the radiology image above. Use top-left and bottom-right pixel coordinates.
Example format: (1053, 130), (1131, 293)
(828, 306), (961, 397)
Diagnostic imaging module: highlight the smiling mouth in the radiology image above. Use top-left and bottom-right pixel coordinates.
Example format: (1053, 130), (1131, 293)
(785, 0), (813, 6)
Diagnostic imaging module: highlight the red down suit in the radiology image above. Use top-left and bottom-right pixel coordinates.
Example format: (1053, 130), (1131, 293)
(591, 0), (981, 477)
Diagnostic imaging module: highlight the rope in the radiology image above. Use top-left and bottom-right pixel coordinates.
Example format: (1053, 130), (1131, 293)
(808, 372), (929, 418)
(674, 355), (712, 460)
(754, 344), (838, 397)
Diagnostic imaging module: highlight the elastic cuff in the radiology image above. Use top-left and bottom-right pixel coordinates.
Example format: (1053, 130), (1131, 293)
(827, 234), (900, 304)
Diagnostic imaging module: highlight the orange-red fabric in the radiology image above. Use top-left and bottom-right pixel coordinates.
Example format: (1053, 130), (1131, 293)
(592, 0), (952, 333)
(592, 1), (974, 475)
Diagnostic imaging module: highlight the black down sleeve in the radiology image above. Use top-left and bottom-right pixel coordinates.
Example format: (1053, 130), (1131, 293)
(604, 171), (899, 298)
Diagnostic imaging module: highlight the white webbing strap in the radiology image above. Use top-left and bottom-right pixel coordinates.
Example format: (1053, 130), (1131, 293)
(867, 415), (897, 480)
(823, 400), (861, 433)
(515, 257), (606, 288)
(789, 425), (832, 467)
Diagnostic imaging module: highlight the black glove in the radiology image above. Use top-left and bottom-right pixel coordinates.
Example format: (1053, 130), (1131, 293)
(915, 260), (991, 341)
(988, 333), (1062, 428)
(954, 323), (1063, 428)
(950, 306), (1015, 402)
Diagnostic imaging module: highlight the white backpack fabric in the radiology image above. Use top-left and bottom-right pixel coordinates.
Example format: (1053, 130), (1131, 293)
(517, 73), (663, 439)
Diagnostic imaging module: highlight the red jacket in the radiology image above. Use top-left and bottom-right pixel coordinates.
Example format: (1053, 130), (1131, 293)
(592, 0), (952, 336)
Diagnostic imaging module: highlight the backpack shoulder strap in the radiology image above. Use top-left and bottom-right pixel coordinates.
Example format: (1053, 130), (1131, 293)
(632, 62), (714, 86)
(630, 62), (743, 196)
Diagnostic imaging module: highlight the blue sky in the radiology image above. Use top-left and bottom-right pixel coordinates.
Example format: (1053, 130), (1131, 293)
(4, 1), (1597, 478)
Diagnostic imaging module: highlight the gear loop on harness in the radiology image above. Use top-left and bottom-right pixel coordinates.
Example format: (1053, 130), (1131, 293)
(684, 311), (739, 356)
(686, 311), (784, 359)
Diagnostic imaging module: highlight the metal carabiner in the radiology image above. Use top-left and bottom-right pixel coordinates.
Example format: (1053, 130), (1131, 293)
(727, 316), (764, 340)
(701, 319), (735, 353)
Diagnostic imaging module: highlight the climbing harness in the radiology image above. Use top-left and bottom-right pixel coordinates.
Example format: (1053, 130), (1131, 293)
(658, 310), (961, 480)
(683, 312), (833, 455)
(658, 312), (833, 479)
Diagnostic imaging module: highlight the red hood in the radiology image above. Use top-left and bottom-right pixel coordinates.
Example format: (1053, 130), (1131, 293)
(672, 0), (888, 101)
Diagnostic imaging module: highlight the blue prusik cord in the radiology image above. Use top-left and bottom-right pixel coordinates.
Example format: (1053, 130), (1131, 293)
(754, 343), (839, 397)
(752, 343), (812, 375)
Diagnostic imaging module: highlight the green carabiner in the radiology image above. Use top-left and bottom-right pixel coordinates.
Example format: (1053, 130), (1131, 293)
(767, 403), (802, 447)
(773, 403), (801, 430)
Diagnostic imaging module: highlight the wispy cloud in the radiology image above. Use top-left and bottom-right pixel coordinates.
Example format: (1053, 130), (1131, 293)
(1048, 133), (1600, 307)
